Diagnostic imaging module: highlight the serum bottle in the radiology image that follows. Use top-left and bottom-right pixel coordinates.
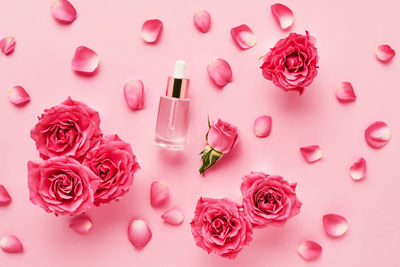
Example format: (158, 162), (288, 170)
(155, 60), (190, 150)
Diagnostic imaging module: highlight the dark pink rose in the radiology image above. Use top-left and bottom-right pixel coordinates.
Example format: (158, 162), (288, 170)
(207, 119), (239, 154)
(30, 97), (102, 161)
(83, 135), (140, 205)
(27, 156), (99, 216)
(190, 197), (253, 259)
(241, 172), (302, 228)
(260, 31), (318, 94)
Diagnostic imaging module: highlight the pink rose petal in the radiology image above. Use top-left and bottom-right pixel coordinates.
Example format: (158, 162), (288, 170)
(298, 240), (322, 260)
(8, 86), (31, 106)
(231, 24), (256, 49)
(323, 214), (348, 237)
(71, 46), (99, 74)
(350, 157), (366, 181)
(50, 0), (77, 23)
(253, 115), (272, 138)
(161, 207), (184, 226)
(141, 19), (163, 44)
(124, 79), (144, 110)
(69, 214), (93, 234)
(207, 58), (232, 87)
(0, 35), (16, 55)
(365, 121), (391, 149)
(271, 3), (294, 30)
(150, 181), (169, 208)
(127, 219), (152, 249)
(376, 44), (395, 63)
(193, 9), (211, 33)
(0, 185), (12, 206)
(0, 234), (23, 253)
(336, 82), (356, 103)
(300, 145), (323, 163)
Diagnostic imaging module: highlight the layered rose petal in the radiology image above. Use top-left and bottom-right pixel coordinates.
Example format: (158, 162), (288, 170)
(193, 9), (211, 33)
(161, 207), (184, 226)
(0, 234), (23, 253)
(350, 157), (366, 181)
(128, 219), (152, 249)
(323, 214), (348, 237)
(336, 82), (356, 103)
(8, 86), (31, 106)
(124, 79), (144, 110)
(207, 58), (232, 87)
(150, 181), (169, 208)
(141, 19), (163, 44)
(50, 0), (77, 23)
(253, 115), (272, 138)
(271, 3), (294, 30)
(69, 214), (93, 234)
(0, 35), (16, 55)
(365, 121), (391, 149)
(231, 24), (256, 49)
(71, 46), (99, 74)
(0, 185), (12, 206)
(298, 240), (322, 260)
(300, 145), (323, 163)
(376, 44), (395, 63)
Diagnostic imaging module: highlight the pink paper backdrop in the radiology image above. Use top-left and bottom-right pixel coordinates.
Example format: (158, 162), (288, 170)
(1, 0), (399, 266)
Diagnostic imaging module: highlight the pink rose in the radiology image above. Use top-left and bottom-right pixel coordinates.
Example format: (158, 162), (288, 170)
(27, 156), (99, 216)
(190, 197), (253, 259)
(241, 172), (302, 227)
(83, 135), (140, 205)
(260, 31), (318, 94)
(30, 97), (102, 161)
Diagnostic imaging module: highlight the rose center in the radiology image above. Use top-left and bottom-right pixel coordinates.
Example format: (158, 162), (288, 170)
(44, 120), (81, 153)
(285, 52), (304, 72)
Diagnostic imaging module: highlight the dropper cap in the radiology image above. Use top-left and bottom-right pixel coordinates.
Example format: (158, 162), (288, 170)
(166, 60), (190, 99)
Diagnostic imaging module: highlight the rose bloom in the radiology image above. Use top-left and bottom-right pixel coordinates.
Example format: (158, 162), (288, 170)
(260, 31), (318, 94)
(83, 135), (140, 205)
(207, 119), (239, 154)
(30, 97), (102, 161)
(190, 197), (253, 259)
(28, 156), (99, 216)
(241, 172), (302, 228)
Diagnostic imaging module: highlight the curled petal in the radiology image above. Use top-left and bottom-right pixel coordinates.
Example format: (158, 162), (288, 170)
(141, 19), (163, 44)
(365, 121), (391, 149)
(231, 24), (256, 49)
(349, 157), (366, 181)
(298, 240), (322, 260)
(150, 181), (169, 208)
(0, 234), (23, 253)
(253, 115), (272, 138)
(50, 0), (77, 23)
(300, 145), (323, 163)
(376, 44), (395, 63)
(69, 214), (93, 234)
(124, 79), (144, 110)
(336, 82), (356, 103)
(323, 214), (348, 237)
(207, 58), (232, 87)
(0, 35), (16, 55)
(127, 219), (152, 249)
(0, 185), (12, 206)
(193, 9), (211, 33)
(8, 86), (31, 106)
(161, 207), (184, 226)
(71, 46), (99, 74)
(271, 3), (294, 30)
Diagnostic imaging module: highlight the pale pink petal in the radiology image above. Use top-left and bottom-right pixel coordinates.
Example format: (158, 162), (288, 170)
(127, 219), (152, 249)
(376, 44), (395, 63)
(207, 58), (232, 87)
(141, 19), (163, 44)
(8, 86), (31, 105)
(365, 121), (391, 149)
(231, 24), (256, 49)
(193, 9), (211, 33)
(71, 46), (99, 74)
(0, 35), (16, 55)
(161, 207), (184, 226)
(298, 240), (322, 260)
(124, 79), (144, 110)
(350, 157), (366, 181)
(0, 185), (12, 206)
(253, 115), (272, 138)
(69, 214), (93, 234)
(336, 82), (356, 103)
(150, 181), (169, 208)
(271, 3), (294, 30)
(323, 214), (348, 237)
(0, 234), (23, 253)
(300, 145), (323, 163)
(50, 0), (77, 23)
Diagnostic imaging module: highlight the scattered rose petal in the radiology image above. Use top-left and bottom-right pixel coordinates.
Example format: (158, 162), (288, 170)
(50, 0), (77, 23)
(71, 46), (99, 74)
(300, 145), (323, 163)
(0, 35), (16, 55)
(231, 24), (256, 49)
(150, 181), (169, 208)
(8, 86), (31, 106)
(376, 44), (395, 63)
(336, 82), (356, 103)
(365, 121), (391, 149)
(161, 207), (184, 226)
(127, 219), (152, 249)
(253, 115), (272, 138)
(124, 79), (144, 110)
(323, 214), (348, 237)
(193, 9), (211, 33)
(0, 234), (23, 253)
(298, 240), (322, 260)
(141, 19), (163, 44)
(0, 185), (12, 206)
(69, 214), (93, 234)
(350, 157), (366, 181)
(271, 3), (294, 30)
(207, 58), (232, 87)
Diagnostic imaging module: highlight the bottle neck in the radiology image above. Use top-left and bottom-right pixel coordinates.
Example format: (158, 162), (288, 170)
(165, 76), (190, 99)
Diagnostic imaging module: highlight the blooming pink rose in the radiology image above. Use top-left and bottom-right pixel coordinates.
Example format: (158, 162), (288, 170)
(207, 119), (239, 154)
(30, 97), (102, 161)
(241, 172), (301, 228)
(27, 156), (99, 216)
(83, 135), (140, 205)
(260, 31), (318, 94)
(190, 197), (253, 259)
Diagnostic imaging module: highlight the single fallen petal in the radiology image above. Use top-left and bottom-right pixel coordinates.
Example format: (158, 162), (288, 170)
(300, 145), (323, 163)
(193, 9), (211, 33)
(0, 35), (16, 55)
(376, 44), (395, 63)
(124, 79), (144, 110)
(231, 24), (256, 49)
(271, 3), (294, 30)
(323, 214), (348, 237)
(161, 207), (184, 226)
(365, 121), (391, 149)
(71, 46), (99, 74)
(298, 240), (322, 260)
(69, 214), (93, 234)
(336, 82), (356, 103)
(350, 157), (366, 181)
(150, 181), (169, 208)
(207, 58), (232, 87)
(0, 234), (23, 253)
(141, 19), (163, 44)
(8, 86), (31, 105)
(0, 185), (12, 206)
(127, 219), (152, 249)
(50, 0), (77, 23)
(253, 115), (272, 138)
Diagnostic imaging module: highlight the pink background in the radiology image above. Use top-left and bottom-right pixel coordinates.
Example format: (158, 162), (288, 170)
(1, 0), (399, 266)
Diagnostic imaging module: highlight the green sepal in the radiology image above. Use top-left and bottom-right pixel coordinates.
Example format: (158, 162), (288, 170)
(199, 146), (222, 176)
